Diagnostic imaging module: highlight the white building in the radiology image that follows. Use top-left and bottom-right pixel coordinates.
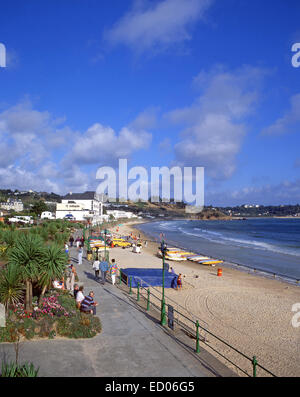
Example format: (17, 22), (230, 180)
(9, 215), (33, 224)
(106, 210), (138, 220)
(56, 191), (103, 222)
(0, 199), (24, 212)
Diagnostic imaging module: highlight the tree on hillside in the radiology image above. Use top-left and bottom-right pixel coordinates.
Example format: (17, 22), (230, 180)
(31, 201), (48, 216)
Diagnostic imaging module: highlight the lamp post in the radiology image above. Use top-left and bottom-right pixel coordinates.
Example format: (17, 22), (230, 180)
(103, 228), (106, 260)
(161, 239), (167, 326)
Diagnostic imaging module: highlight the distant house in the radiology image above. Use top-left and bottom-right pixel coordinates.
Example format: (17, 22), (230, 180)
(106, 210), (138, 219)
(56, 191), (103, 222)
(0, 199), (24, 212)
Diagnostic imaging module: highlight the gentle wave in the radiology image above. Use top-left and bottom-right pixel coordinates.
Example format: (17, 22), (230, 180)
(178, 227), (300, 257)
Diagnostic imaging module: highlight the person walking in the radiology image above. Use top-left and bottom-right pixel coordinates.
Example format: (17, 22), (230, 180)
(109, 259), (118, 286)
(99, 259), (109, 285)
(80, 236), (85, 247)
(78, 245), (83, 265)
(69, 235), (74, 247)
(64, 243), (69, 257)
(93, 257), (100, 281)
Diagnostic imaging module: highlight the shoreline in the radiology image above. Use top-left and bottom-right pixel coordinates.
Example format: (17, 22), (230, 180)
(108, 220), (300, 377)
(132, 220), (300, 286)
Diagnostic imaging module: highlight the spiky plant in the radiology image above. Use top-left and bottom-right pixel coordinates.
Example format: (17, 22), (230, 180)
(8, 234), (45, 312)
(0, 264), (24, 310)
(38, 243), (68, 304)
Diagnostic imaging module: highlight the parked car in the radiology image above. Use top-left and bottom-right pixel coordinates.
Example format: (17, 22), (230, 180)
(110, 238), (132, 248)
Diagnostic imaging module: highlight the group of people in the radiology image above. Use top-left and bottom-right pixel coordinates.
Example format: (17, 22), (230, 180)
(64, 236), (84, 265)
(69, 235), (85, 248)
(92, 257), (119, 285)
(73, 285), (98, 315)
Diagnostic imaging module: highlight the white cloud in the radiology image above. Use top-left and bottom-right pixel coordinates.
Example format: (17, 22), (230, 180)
(104, 0), (213, 53)
(0, 166), (60, 194)
(166, 65), (267, 179)
(262, 93), (300, 135)
(0, 100), (154, 193)
(63, 122), (152, 167)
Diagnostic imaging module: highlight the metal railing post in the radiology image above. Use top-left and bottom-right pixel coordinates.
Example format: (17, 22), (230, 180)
(252, 356), (257, 377)
(119, 269), (122, 285)
(137, 282), (140, 301)
(196, 320), (200, 354)
(129, 277), (132, 295)
(147, 288), (150, 311)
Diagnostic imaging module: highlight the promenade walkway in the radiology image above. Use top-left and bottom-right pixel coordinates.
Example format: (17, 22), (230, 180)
(0, 245), (235, 377)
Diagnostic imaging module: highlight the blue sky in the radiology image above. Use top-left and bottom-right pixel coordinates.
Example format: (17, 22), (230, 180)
(0, 0), (300, 206)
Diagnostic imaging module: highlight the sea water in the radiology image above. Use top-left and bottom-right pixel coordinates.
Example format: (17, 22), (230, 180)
(136, 218), (300, 281)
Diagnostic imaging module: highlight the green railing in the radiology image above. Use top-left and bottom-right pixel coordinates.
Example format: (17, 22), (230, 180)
(117, 271), (276, 378)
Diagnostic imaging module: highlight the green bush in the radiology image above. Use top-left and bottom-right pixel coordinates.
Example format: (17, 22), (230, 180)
(37, 317), (55, 338)
(0, 289), (101, 342)
(56, 291), (76, 313)
(0, 321), (18, 343)
(56, 312), (101, 339)
(1, 361), (39, 377)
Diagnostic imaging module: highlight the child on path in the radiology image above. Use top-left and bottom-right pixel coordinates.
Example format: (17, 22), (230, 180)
(176, 274), (182, 290)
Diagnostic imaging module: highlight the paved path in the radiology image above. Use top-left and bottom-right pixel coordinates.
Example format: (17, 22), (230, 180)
(0, 244), (235, 377)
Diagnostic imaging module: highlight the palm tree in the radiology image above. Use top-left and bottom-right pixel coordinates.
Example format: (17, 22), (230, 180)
(8, 234), (45, 312)
(38, 244), (67, 304)
(0, 264), (24, 312)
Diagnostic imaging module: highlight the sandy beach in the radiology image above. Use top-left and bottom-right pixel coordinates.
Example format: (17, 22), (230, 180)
(104, 220), (300, 377)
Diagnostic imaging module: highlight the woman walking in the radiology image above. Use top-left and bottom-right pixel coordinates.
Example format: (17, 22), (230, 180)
(78, 245), (83, 265)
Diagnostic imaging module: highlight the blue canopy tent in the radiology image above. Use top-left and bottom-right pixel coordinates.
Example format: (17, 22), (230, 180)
(121, 268), (178, 289)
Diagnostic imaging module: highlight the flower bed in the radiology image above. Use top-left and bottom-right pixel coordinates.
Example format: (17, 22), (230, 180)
(0, 290), (101, 342)
(13, 294), (76, 320)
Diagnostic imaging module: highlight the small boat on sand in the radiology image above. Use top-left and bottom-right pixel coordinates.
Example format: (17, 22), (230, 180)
(198, 259), (223, 265)
(188, 256), (210, 262)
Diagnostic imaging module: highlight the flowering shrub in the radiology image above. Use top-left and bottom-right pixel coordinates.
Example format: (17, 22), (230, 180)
(0, 289), (101, 341)
(13, 294), (76, 320)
